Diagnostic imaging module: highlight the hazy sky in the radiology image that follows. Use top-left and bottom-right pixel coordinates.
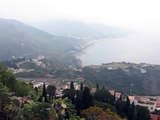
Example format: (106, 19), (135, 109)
(0, 0), (160, 31)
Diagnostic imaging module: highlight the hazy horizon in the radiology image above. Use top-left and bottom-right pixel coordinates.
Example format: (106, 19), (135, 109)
(80, 32), (160, 65)
(1, 0), (160, 32)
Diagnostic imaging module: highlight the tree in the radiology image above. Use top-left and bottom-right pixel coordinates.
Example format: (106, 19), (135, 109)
(63, 89), (76, 104)
(94, 88), (114, 105)
(38, 82), (48, 103)
(47, 85), (56, 99)
(80, 83), (83, 91)
(75, 90), (83, 115)
(81, 106), (122, 120)
(136, 105), (150, 120)
(42, 83), (47, 102)
(96, 83), (99, 91)
(14, 81), (35, 96)
(34, 87), (39, 95)
(70, 81), (74, 90)
(0, 83), (10, 120)
(116, 99), (126, 118)
(0, 83), (24, 120)
(124, 96), (130, 117)
(114, 91), (116, 102)
(63, 81), (77, 104)
(128, 102), (136, 120)
(95, 101), (117, 113)
(119, 94), (123, 101)
(17, 101), (56, 120)
(0, 65), (16, 91)
(81, 87), (93, 109)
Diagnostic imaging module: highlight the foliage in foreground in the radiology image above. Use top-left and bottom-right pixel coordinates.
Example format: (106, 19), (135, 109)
(81, 106), (122, 120)
(0, 64), (151, 120)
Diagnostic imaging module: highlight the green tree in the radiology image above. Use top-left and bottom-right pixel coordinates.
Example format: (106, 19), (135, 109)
(94, 88), (114, 105)
(47, 85), (56, 99)
(38, 82), (48, 103)
(119, 94), (123, 101)
(81, 87), (93, 109)
(17, 101), (56, 120)
(75, 90), (83, 115)
(70, 81), (74, 90)
(81, 106), (122, 120)
(128, 102), (136, 120)
(116, 99), (126, 118)
(0, 83), (10, 120)
(63, 89), (75, 104)
(80, 83), (83, 91)
(63, 81), (76, 104)
(14, 80), (35, 96)
(96, 83), (99, 91)
(95, 101), (117, 113)
(136, 105), (150, 120)
(124, 96), (130, 117)
(0, 65), (16, 91)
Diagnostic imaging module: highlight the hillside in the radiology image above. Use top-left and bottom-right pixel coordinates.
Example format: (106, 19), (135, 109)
(0, 18), (82, 61)
(82, 62), (160, 95)
(32, 20), (128, 40)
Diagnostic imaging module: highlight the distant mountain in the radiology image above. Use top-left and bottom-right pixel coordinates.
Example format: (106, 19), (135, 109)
(32, 20), (128, 40)
(0, 18), (82, 65)
(83, 62), (160, 95)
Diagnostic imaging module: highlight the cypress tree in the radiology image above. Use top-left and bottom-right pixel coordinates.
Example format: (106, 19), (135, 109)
(38, 82), (48, 103)
(75, 90), (83, 115)
(136, 105), (150, 120)
(94, 88), (107, 103)
(80, 83), (83, 90)
(128, 102), (136, 120)
(82, 87), (93, 109)
(63, 81), (76, 104)
(46, 85), (56, 99)
(124, 96), (131, 117)
(70, 81), (74, 90)
(96, 83), (99, 91)
(119, 94), (123, 101)
(116, 99), (126, 118)
(113, 91), (116, 102)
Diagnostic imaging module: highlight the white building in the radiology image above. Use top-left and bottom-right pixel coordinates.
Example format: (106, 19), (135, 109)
(128, 96), (156, 112)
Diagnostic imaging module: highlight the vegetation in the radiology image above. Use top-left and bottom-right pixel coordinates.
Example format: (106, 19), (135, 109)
(0, 64), (151, 120)
(82, 62), (160, 95)
(0, 18), (83, 77)
(81, 106), (122, 120)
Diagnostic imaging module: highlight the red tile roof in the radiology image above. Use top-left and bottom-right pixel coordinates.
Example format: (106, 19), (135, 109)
(150, 114), (160, 120)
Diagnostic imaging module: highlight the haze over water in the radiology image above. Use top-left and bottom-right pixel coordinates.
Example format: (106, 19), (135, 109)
(80, 32), (160, 65)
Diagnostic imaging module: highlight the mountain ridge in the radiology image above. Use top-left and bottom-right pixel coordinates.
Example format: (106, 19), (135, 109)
(32, 20), (128, 40)
(0, 18), (82, 61)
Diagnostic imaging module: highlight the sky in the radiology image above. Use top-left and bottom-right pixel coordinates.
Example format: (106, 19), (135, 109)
(0, 0), (160, 31)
